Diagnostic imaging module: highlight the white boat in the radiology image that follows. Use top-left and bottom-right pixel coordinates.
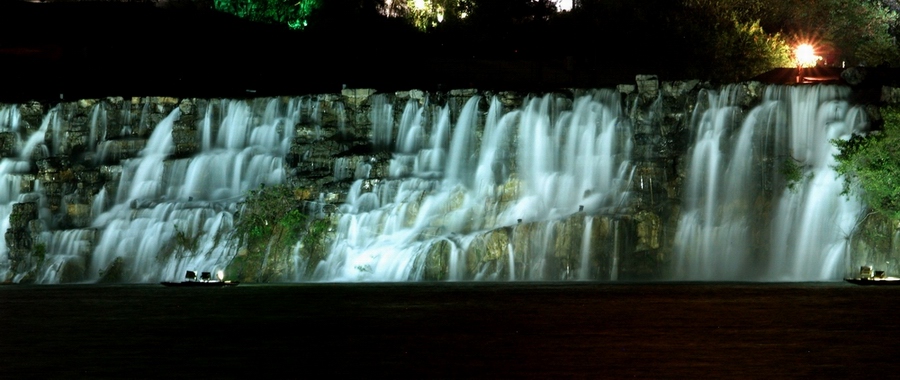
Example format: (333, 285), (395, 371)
(844, 266), (900, 286)
(160, 270), (239, 287)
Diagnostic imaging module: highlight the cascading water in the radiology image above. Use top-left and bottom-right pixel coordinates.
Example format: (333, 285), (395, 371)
(674, 85), (755, 280)
(81, 99), (296, 283)
(674, 85), (867, 281)
(766, 86), (867, 280)
(0, 98), (300, 283)
(313, 90), (633, 281)
(0, 83), (875, 284)
(0, 107), (55, 283)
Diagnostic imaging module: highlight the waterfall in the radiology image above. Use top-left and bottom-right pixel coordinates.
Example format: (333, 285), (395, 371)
(81, 99), (296, 283)
(314, 90), (633, 281)
(0, 83), (875, 284)
(0, 98), (300, 283)
(766, 86), (867, 280)
(0, 105), (21, 132)
(88, 103), (106, 153)
(0, 108), (57, 282)
(674, 85), (866, 281)
(579, 216), (594, 280)
(674, 85), (752, 280)
(371, 94), (394, 149)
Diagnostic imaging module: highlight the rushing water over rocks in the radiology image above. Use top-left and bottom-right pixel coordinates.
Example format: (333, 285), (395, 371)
(673, 85), (867, 281)
(0, 97), (297, 283)
(315, 91), (633, 281)
(0, 82), (885, 283)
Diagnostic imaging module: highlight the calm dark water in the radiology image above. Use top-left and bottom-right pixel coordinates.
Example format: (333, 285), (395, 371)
(1, 282), (898, 378)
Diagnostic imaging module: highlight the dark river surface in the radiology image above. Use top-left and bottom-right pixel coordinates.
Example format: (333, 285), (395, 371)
(2, 282), (898, 378)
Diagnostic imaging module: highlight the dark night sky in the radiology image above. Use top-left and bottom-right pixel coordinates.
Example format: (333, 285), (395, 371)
(0, 0), (666, 100)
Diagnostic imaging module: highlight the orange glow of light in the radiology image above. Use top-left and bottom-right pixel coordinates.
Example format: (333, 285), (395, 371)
(795, 44), (821, 68)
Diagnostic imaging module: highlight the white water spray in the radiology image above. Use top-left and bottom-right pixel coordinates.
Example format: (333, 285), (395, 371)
(35, 98), (299, 283)
(315, 90), (633, 281)
(674, 85), (866, 281)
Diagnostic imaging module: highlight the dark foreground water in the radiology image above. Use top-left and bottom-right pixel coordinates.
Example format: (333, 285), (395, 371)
(1, 282), (898, 378)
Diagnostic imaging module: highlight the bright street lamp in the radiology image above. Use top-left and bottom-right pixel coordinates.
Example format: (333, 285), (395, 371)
(795, 44), (821, 68)
(794, 43), (821, 83)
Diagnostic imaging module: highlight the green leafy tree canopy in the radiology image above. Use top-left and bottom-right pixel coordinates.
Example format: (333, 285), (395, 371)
(834, 106), (900, 219)
(214, 0), (321, 29)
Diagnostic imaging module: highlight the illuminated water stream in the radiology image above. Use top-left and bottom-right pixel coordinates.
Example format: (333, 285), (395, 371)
(0, 85), (871, 282)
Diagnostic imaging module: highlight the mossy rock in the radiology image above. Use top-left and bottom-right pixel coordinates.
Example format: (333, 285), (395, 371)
(422, 239), (452, 281)
(58, 257), (87, 283)
(9, 202), (38, 230)
(98, 257), (125, 283)
(634, 211), (661, 251)
(467, 229), (510, 265)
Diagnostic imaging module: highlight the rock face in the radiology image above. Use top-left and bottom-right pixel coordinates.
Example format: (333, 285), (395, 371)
(6, 202), (39, 281)
(883, 86), (900, 104)
(842, 67), (867, 86)
(0, 77), (892, 283)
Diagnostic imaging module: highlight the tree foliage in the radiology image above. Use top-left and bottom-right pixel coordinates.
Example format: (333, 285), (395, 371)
(229, 184), (307, 281)
(706, 0), (900, 66)
(233, 184), (306, 247)
(834, 106), (900, 219)
(691, 8), (793, 81)
(213, 0), (321, 29)
(225, 183), (333, 281)
(205, 0), (899, 80)
(382, 0), (555, 30)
